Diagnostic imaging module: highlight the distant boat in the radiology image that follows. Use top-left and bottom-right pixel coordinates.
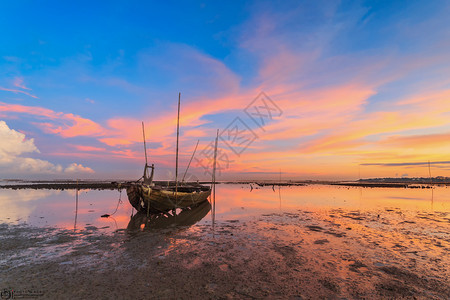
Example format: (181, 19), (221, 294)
(125, 93), (212, 214)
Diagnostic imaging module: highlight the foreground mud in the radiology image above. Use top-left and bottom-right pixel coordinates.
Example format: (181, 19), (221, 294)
(1, 208), (449, 299)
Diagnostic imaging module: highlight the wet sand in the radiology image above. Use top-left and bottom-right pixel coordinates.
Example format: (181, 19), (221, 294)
(1, 207), (449, 299)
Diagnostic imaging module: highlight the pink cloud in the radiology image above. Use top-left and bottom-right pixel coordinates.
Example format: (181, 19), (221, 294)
(73, 145), (107, 152)
(13, 77), (31, 90)
(0, 102), (105, 138)
(0, 87), (38, 99)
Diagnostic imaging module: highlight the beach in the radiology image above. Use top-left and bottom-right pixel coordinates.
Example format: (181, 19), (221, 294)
(0, 184), (449, 299)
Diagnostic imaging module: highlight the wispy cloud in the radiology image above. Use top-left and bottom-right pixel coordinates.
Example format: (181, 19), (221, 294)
(0, 87), (38, 99)
(361, 161), (450, 167)
(13, 77), (31, 90)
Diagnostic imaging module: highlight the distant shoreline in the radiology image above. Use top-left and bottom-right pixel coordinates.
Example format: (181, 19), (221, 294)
(0, 179), (448, 190)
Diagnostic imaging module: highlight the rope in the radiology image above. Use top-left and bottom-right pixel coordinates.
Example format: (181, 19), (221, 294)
(101, 189), (123, 218)
(110, 189), (123, 216)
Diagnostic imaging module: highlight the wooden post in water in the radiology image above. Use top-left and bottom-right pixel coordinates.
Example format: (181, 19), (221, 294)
(428, 160), (433, 185)
(212, 129), (219, 226)
(279, 168), (282, 210)
(74, 179), (79, 232)
(175, 93), (181, 205)
(182, 139), (199, 183)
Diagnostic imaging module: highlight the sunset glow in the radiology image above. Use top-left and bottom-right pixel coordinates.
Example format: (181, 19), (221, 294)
(1, 1), (449, 180)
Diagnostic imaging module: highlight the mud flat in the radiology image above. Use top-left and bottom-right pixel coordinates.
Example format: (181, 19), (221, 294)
(0, 182), (118, 190)
(1, 206), (449, 299)
(0, 180), (442, 191)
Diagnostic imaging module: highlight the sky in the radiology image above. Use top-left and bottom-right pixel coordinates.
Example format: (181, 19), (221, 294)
(1, 0), (450, 181)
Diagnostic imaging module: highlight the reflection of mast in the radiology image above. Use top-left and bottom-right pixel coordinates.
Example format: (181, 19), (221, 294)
(74, 180), (78, 232)
(359, 187), (362, 208)
(211, 129), (219, 231)
(431, 188), (434, 211)
(278, 169), (282, 211)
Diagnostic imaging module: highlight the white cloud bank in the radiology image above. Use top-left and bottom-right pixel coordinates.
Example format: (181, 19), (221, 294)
(0, 120), (94, 175)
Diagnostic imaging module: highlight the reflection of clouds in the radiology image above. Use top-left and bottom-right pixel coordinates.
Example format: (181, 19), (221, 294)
(64, 189), (90, 197)
(0, 189), (61, 202)
(211, 184), (450, 222)
(0, 189), (61, 223)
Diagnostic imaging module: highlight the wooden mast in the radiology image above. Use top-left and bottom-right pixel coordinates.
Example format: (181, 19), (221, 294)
(142, 121), (148, 181)
(182, 139), (199, 183)
(175, 93), (181, 204)
(212, 129), (219, 225)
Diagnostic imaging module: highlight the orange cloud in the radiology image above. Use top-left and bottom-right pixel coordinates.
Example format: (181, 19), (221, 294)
(36, 113), (104, 138)
(73, 145), (107, 152)
(381, 132), (450, 148)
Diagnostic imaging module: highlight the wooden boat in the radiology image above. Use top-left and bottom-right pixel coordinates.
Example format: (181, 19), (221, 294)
(126, 162), (211, 213)
(127, 182), (211, 213)
(126, 93), (213, 214)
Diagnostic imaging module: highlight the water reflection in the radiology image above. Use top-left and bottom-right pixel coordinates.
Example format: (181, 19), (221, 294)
(127, 200), (211, 231)
(0, 184), (448, 232)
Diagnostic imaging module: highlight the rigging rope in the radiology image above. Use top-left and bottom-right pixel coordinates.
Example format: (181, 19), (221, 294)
(101, 189), (122, 218)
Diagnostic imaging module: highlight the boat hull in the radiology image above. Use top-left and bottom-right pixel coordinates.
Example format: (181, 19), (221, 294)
(126, 184), (211, 213)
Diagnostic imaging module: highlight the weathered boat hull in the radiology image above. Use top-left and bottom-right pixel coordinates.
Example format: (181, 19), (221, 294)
(126, 184), (211, 213)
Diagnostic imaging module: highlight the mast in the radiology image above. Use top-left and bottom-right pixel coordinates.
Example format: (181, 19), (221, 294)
(175, 93), (181, 202)
(142, 121), (151, 183)
(142, 121), (148, 166)
(212, 129), (219, 224)
(182, 139), (199, 183)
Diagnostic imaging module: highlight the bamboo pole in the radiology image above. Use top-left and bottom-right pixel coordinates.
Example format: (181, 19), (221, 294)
(279, 168), (281, 210)
(175, 93), (181, 205)
(212, 129), (219, 226)
(142, 122), (148, 165)
(428, 160), (433, 185)
(142, 122), (148, 181)
(182, 140), (199, 183)
(74, 179), (78, 232)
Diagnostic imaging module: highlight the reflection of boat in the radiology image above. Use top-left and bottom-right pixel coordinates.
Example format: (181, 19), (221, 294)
(127, 200), (211, 230)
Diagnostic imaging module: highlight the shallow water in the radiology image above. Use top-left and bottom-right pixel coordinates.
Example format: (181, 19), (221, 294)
(0, 184), (448, 231)
(1, 184), (449, 298)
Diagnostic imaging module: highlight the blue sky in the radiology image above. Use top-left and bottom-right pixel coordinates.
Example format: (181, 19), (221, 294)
(1, 0), (450, 180)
